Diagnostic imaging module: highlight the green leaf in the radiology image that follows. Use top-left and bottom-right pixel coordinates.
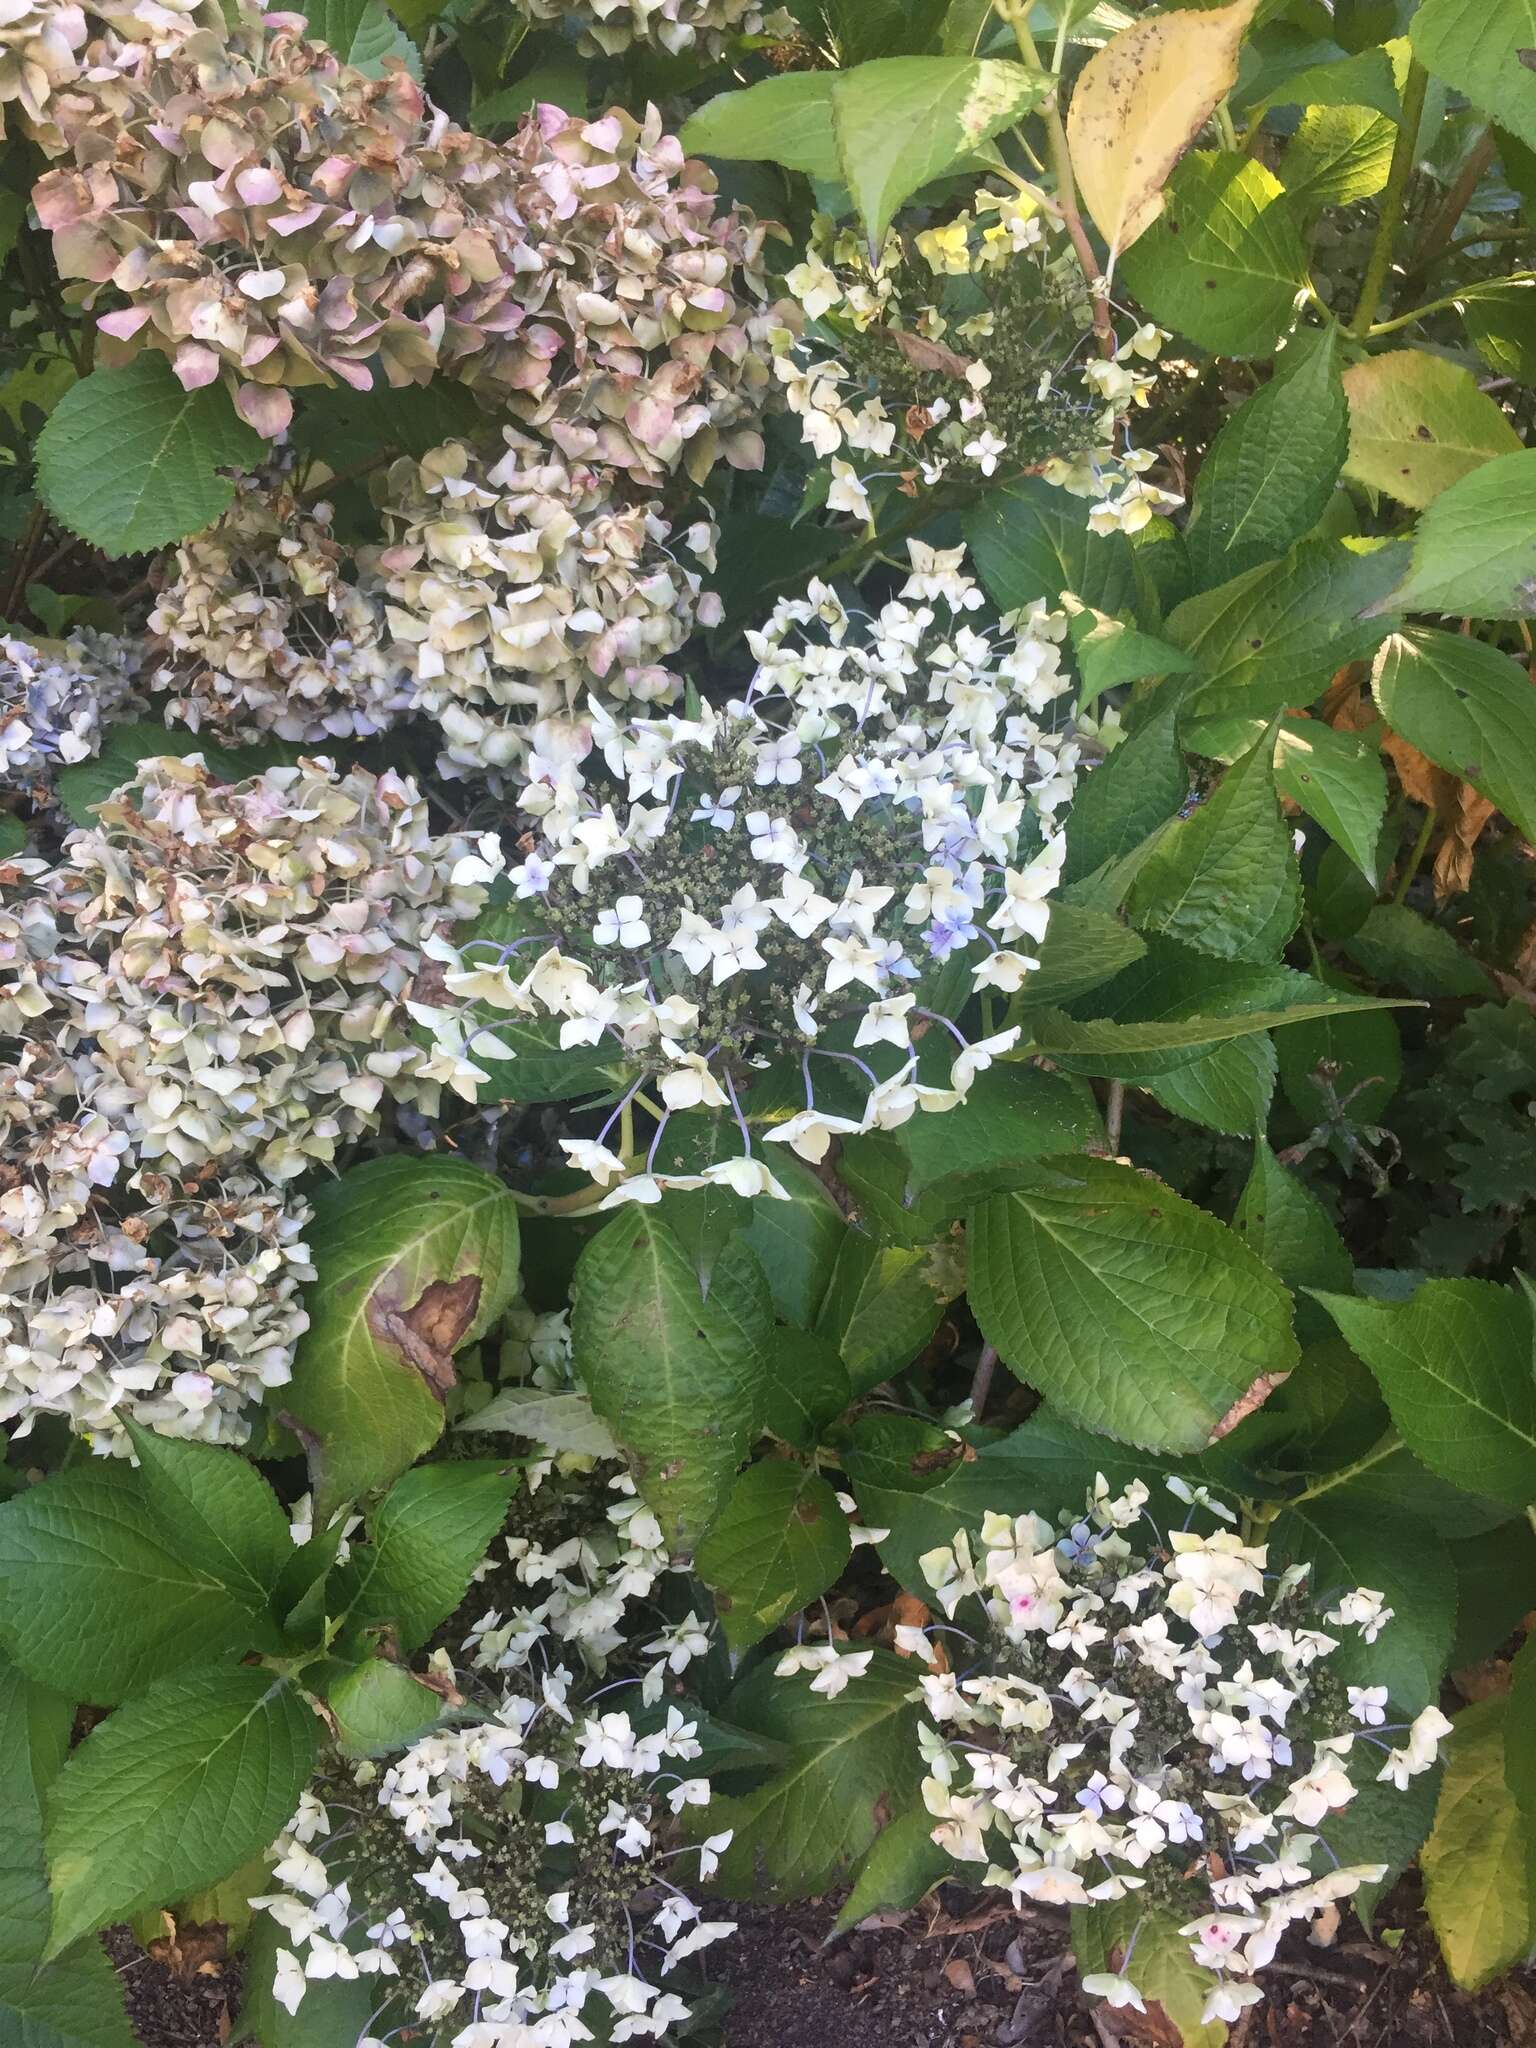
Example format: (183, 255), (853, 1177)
(1234, 1141), (1354, 1302)
(1421, 1696), (1534, 1989)
(1273, 718), (1387, 886)
(335, 1460), (518, 1652)
(1126, 724), (1302, 962)
(1184, 324), (1349, 590)
(458, 1386), (619, 1457)
(1452, 1519), (1536, 1665)
(814, 1230), (963, 1395)
(1464, 286), (1536, 385)
(887, 1060), (1103, 1204)
(833, 1807), (950, 1933)
(1371, 630), (1536, 844)
(1342, 350), (1522, 510)
(1118, 153), (1309, 357)
(234, 1916), (375, 2048)
(0, 1654), (135, 2048)
(294, 0), (417, 71)
(1316, 1279), (1536, 1512)
(285, 1155), (521, 1519)
(680, 73), (841, 179)
(964, 475), (1138, 619)
(1075, 1900), (1225, 2048)
(1280, 104), (1396, 212)
(1412, 0), (1536, 152)
(696, 1463), (851, 1653)
(1061, 598), (1195, 709)
(1010, 903), (1148, 1008)
(1146, 1031), (1276, 1136)
(1170, 538), (1408, 734)
(1510, 1633), (1536, 1832)
(1251, 44), (1401, 120)
(122, 1425), (291, 1621)
(0, 1471), (265, 1703)
(1062, 700), (1189, 885)
(830, 58), (1049, 250)
(1029, 984), (1404, 1076)
(1339, 903), (1489, 997)
(35, 358), (262, 559)
(1372, 447), (1536, 618)
(741, 1159), (845, 1328)
(572, 1216), (771, 1553)
(471, 60), (586, 131)
(327, 1658), (445, 1757)
(1269, 1493), (1454, 1708)
(45, 1667), (318, 1955)
(704, 1649), (925, 1899)
(760, 1328), (852, 1452)
(968, 1156), (1299, 1452)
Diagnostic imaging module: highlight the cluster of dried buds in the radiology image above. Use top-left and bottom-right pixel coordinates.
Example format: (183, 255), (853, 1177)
(0, 754), (488, 1449)
(34, 25), (778, 466)
(0, 629), (144, 806)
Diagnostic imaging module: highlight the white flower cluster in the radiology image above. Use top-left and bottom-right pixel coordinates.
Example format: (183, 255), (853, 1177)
(775, 206), (1181, 532)
(0, 629), (144, 799)
(372, 435), (720, 781)
(510, 0), (775, 58)
(0, 755), (486, 1449)
(147, 483), (412, 745)
(886, 1477), (1449, 2028)
(411, 544), (1081, 1204)
(254, 1457), (730, 2048)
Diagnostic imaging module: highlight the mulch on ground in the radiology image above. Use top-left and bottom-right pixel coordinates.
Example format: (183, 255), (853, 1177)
(106, 1882), (1534, 2048)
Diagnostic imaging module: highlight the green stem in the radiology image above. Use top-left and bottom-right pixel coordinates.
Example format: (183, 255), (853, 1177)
(1214, 99), (1238, 151)
(1391, 807), (1436, 906)
(1348, 58), (1429, 340)
(1286, 1431), (1404, 1511)
(1367, 271), (1536, 337)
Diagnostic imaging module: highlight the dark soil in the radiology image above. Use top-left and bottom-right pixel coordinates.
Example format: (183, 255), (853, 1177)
(106, 1885), (1534, 2048)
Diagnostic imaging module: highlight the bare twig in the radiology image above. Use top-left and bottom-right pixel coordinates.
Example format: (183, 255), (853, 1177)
(970, 1343), (999, 1420)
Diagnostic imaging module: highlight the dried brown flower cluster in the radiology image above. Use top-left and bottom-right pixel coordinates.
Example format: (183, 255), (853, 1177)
(147, 481), (411, 744)
(511, 0), (771, 60)
(33, 20), (777, 466)
(372, 431), (719, 777)
(0, 754), (491, 1448)
(0, 0), (218, 144)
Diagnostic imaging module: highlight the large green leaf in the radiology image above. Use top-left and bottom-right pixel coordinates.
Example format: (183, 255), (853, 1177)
(968, 1156), (1299, 1451)
(1280, 104), (1395, 213)
(285, 1156), (521, 1519)
(235, 1917), (375, 2048)
(1234, 1141), (1353, 1302)
(0, 1470), (265, 1704)
(1340, 903), (1489, 997)
(1170, 538), (1407, 733)
(1316, 1279), (1536, 1511)
(333, 1461), (519, 1652)
(1118, 153), (1308, 357)
(1010, 903), (1148, 1010)
(814, 1229), (963, 1394)
(741, 1160), (845, 1328)
(1075, 1901), (1225, 2048)
(35, 357), (262, 558)
(696, 1463), (851, 1653)
(830, 58), (1049, 249)
(760, 1328), (852, 1452)
(459, 1386), (619, 1458)
(1061, 597), (1195, 709)
(1248, 44), (1400, 120)
(1372, 447), (1536, 618)
(1126, 724), (1301, 961)
(572, 1215), (771, 1553)
(964, 475), (1138, 618)
(680, 72), (842, 179)
(1146, 1030), (1276, 1136)
(1029, 979), (1404, 1080)
(1412, 0), (1536, 152)
(705, 1649), (925, 1899)
(292, 0), (417, 72)
(1421, 1696), (1534, 1989)
(123, 1425), (291, 1619)
(1371, 629), (1536, 844)
(1342, 350), (1522, 510)
(0, 1655), (135, 2048)
(1061, 700), (1190, 885)
(45, 1667), (318, 1954)
(832, 1807), (950, 1934)
(1184, 323), (1348, 590)
(326, 1658), (445, 1757)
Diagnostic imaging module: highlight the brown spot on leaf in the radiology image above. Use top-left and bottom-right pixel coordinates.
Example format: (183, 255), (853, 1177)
(1209, 1370), (1289, 1441)
(794, 1496), (822, 1525)
(368, 1274), (481, 1399)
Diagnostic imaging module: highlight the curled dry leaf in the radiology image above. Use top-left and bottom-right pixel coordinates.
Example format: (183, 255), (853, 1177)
(1065, 0), (1261, 259)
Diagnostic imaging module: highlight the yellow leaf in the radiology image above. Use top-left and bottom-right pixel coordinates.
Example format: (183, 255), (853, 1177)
(1065, 0), (1261, 260)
